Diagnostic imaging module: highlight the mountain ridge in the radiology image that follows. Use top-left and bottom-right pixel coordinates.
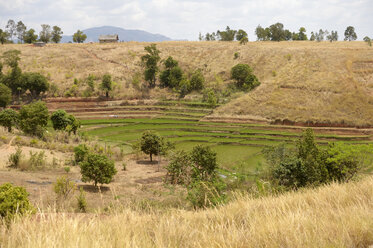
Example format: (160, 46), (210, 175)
(61, 26), (172, 43)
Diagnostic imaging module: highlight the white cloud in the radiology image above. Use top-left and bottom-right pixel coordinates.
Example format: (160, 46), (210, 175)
(0, 0), (372, 40)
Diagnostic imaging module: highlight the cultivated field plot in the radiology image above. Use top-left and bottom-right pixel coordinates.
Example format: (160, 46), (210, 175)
(73, 100), (373, 173)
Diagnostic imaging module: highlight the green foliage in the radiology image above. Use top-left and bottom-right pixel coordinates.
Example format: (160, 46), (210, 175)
(100, 74), (113, 98)
(51, 26), (63, 43)
(0, 108), (19, 132)
(79, 153), (117, 187)
(140, 130), (173, 161)
(53, 175), (76, 200)
(76, 187), (87, 212)
(66, 114), (81, 135)
(190, 145), (218, 182)
(236, 29), (248, 41)
(72, 30), (87, 43)
(21, 72), (49, 98)
(0, 29), (10, 44)
(0, 183), (33, 220)
(159, 56), (183, 89)
(186, 179), (226, 209)
(327, 31), (338, 42)
(189, 69), (205, 91)
(239, 37), (248, 45)
(0, 83), (12, 108)
(363, 36), (372, 47)
(122, 162), (127, 171)
(202, 89), (217, 107)
(19, 101), (49, 137)
(141, 44), (161, 88)
(231, 64), (260, 91)
(255, 25), (270, 41)
(344, 26), (357, 41)
(39, 24), (51, 43)
(7, 146), (23, 168)
(165, 150), (192, 185)
(74, 144), (89, 164)
(23, 29), (38, 44)
(28, 150), (47, 169)
(217, 26), (237, 41)
(51, 110), (70, 131)
(264, 129), (371, 189)
(178, 78), (191, 98)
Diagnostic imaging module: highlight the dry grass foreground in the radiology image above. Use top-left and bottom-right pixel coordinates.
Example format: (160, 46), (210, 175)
(0, 41), (372, 126)
(1, 176), (373, 247)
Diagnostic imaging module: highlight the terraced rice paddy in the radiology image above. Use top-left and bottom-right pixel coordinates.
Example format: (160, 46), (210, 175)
(53, 99), (372, 172)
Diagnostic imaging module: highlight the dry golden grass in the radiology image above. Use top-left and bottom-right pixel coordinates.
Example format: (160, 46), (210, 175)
(1, 176), (373, 247)
(0, 41), (372, 125)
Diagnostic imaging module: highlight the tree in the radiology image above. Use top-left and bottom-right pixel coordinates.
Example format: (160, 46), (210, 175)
(100, 74), (113, 98)
(344, 26), (357, 41)
(159, 56), (183, 89)
(140, 130), (172, 162)
(363, 36), (372, 47)
(5, 20), (16, 41)
(0, 83), (12, 108)
(51, 110), (70, 131)
(0, 109), (19, 132)
(310, 32), (316, 41)
(0, 29), (10, 44)
(189, 69), (205, 91)
(297, 27), (308, 40)
(66, 114), (81, 135)
(23, 29), (38, 44)
(327, 31), (338, 42)
(217, 26), (236, 41)
(74, 144), (89, 164)
(16, 21), (26, 43)
(39, 24), (52, 43)
(18, 101), (49, 137)
(21, 72), (49, 98)
(190, 145), (218, 181)
(141, 44), (161, 88)
(269, 23), (285, 41)
(0, 183), (33, 221)
(235, 29), (248, 41)
(231, 64), (260, 91)
(51, 26), (63, 43)
(315, 29), (326, 42)
(255, 25), (270, 41)
(72, 30), (87, 43)
(1, 50), (23, 95)
(79, 153), (117, 187)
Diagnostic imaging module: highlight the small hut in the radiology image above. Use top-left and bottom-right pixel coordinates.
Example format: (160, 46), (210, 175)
(99, 35), (119, 43)
(33, 42), (46, 47)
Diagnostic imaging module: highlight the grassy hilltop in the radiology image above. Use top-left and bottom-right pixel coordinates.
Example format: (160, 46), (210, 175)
(0, 41), (372, 126)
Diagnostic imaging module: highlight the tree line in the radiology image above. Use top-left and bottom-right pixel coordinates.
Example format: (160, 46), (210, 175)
(0, 19), (88, 44)
(199, 23), (371, 44)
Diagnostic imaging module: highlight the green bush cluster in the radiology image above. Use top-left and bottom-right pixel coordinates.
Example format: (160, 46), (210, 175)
(51, 110), (81, 135)
(230, 64), (260, 91)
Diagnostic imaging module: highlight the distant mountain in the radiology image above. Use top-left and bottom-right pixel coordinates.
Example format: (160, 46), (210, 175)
(61, 26), (172, 43)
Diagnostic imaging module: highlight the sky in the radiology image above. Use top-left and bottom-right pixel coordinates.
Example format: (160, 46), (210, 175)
(0, 0), (372, 41)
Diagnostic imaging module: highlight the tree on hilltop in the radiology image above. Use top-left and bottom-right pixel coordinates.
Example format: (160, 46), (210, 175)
(73, 30), (87, 43)
(51, 26), (63, 43)
(344, 26), (357, 41)
(141, 44), (161, 88)
(39, 24), (52, 43)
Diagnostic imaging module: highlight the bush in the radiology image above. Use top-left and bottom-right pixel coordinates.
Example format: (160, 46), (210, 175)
(7, 146), (23, 168)
(165, 150), (192, 185)
(0, 183), (34, 220)
(76, 187), (87, 212)
(53, 175), (76, 201)
(0, 108), (19, 132)
(190, 145), (218, 182)
(231, 64), (260, 91)
(189, 69), (205, 91)
(186, 179), (226, 209)
(51, 110), (70, 131)
(28, 150), (47, 169)
(159, 57), (183, 89)
(79, 153), (117, 187)
(19, 101), (49, 137)
(0, 83), (12, 108)
(74, 144), (89, 164)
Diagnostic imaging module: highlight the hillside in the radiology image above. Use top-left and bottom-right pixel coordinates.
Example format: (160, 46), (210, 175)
(0, 41), (372, 126)
(61, 26), (172, 43)
(2, 176), (373, 247)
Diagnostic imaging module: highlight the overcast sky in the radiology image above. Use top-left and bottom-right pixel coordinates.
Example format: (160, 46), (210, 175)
(0, 0), (372, 41)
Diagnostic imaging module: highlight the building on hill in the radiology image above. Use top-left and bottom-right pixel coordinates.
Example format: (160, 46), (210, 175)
(99, 34), (119, 43)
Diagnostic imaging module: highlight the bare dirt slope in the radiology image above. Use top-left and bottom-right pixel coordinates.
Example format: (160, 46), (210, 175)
(1, 41), (372, 126)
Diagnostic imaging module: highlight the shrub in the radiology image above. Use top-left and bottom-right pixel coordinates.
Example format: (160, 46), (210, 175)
(159, 57), (183, 89)
(186, 179), (226, 209)
(28, 150), (47, 169)
(0, 108), (19, 132)
(79, 153), (117, 187)
(76, 187), (87, 212)
(231, 64), (260, 91)
(0, 183), (34, 220)
(165, 150), (192, 185)
(53, 175), (76, 201)
(100, 74), (113, 98)
(189, 69), (205, 91)
(7, 146), (23, 168)
(0, 83), (12, 108)
(74, 144), (89, 164)
(51, 110), (70, 131)
(19, 101), (49, 137)
(190, 145), (218, 182)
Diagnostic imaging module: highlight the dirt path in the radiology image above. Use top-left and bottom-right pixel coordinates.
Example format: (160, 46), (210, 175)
(79, 47), (129, 69)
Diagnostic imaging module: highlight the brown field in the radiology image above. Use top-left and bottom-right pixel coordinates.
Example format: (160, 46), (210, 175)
(1, 41), (372, 126)
(1, 175), (372, 247)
